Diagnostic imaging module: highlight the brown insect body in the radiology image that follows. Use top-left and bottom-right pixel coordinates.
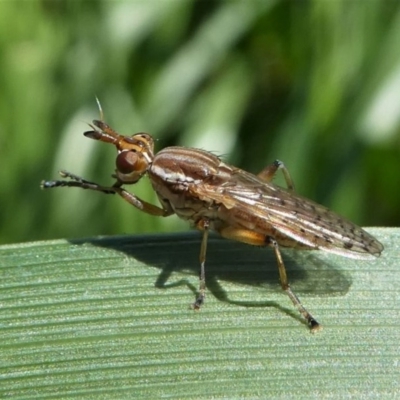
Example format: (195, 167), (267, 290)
(42, 119), (383, 332)
(149, 146), (381, 258)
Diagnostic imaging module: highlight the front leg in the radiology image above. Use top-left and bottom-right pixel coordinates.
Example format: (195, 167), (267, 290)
(41, 170), (174, 217)
(114, 186), (173, 217)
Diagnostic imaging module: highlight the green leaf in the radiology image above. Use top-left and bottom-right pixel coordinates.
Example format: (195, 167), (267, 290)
(1, 228), (398, 398)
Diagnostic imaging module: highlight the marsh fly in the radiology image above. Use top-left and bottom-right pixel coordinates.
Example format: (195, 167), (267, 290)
(41, 116), (383, 332)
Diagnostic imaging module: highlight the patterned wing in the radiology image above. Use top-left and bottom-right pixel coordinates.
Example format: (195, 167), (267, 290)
(191, 166), (383, 260)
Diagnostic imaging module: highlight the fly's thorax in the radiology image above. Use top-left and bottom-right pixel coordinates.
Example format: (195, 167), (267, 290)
(148, 146), (231, 221)
(149, 146), (226, 187)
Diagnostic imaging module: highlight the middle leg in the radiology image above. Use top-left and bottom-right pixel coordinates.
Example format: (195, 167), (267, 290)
(192, 219), (210, 310)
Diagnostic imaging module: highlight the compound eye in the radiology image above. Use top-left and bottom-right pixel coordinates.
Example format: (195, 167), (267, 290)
(116, 150), (138, 174)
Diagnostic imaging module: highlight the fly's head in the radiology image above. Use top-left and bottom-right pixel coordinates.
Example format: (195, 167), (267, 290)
(84, 120), (155, 184)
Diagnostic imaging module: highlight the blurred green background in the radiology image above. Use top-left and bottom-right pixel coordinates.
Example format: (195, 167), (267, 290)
(0, 0), (399, 245)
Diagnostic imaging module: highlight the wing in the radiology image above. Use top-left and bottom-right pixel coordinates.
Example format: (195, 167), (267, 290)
(190, 166), (383, 260)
